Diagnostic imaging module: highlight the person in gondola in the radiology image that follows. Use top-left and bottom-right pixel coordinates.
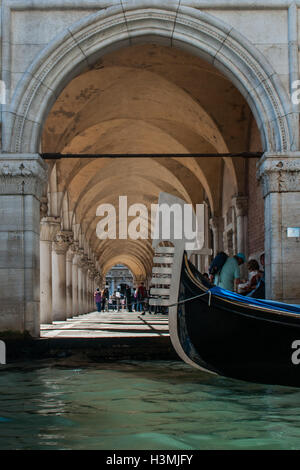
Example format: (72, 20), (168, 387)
(214, 252), (246, 292)
(246, 253), (265, 299)
(237, 259), (261, 295)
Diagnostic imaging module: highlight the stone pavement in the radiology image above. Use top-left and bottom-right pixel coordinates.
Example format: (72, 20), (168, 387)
(41, 310), (169, 338)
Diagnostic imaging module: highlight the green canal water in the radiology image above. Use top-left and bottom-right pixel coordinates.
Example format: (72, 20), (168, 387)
(1, 360), (300, 450)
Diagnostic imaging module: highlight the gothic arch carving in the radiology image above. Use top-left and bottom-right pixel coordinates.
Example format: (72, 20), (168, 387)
(5, 3), (293, 154)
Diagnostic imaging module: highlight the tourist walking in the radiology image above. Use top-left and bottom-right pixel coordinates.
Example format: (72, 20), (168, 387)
(94, 288), (102, 312)
(115, 290), (121, 311)
(136, 282), (147, 314)
(214, 253), (246, 292)
(102, 287), (109, 311)
(133, 288), (137, 311)
(125, 285), (132, 312)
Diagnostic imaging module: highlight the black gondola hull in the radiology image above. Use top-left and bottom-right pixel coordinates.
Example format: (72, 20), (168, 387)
(171, 254), (300, 387)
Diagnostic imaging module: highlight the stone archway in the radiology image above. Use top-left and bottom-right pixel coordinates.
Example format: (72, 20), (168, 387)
(1, 3), (299, 338)
(4, 3), (293, 154)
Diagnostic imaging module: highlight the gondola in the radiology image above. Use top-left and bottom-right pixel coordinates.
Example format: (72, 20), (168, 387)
(168, 252), (300, 388)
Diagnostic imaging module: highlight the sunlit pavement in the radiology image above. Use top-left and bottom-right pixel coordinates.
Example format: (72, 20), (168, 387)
(40, 310), (169, 338)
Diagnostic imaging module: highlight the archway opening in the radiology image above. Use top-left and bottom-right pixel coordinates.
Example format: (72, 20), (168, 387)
(39, 41), (265, 336)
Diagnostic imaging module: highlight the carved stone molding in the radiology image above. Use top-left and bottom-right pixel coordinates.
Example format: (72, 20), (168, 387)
(70, 242), (80, 263)
(78, 252), (89, 270)
(0, 154), (48, 197)
(86, 260), (96, 275)
(66, 244), (77, 263)
(5, 4), (292, 154)
(71, 241), (79, 253)
(88, 267), (98, 280)
(40, 196), (48, 219)
(93, 270), (101, 279)
(258, 153), (300, 198)
(52, 230), (73, 255)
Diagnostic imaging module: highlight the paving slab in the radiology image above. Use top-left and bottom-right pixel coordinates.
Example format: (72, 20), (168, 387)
(41, 311), (169, 338)
(2, 311), (178, 363)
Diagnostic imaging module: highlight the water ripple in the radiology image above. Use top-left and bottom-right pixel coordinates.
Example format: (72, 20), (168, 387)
(1, 360), (300, 449)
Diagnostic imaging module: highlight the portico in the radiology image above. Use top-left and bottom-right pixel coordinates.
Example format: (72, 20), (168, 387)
(0, 1), (299, 336)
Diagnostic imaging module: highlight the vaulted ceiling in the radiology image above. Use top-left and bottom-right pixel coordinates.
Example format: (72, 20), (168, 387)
(42, 44), (261, 278)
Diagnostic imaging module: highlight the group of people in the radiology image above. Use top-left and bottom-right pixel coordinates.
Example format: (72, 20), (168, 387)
(94, 252), (265, 313)
(208, 251), (265, 298)
(94, 282), (148, 313)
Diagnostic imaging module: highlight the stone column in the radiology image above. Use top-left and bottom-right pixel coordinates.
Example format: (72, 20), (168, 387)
(209, 216), (224, 257)
(87, 263), (94, 312)
(85, 261), (92, 312)
(77, 261), (84, 315)
(40, 217), (60, 324)
(52, 231), (72, 321)
(93, 274), (100, 311)
(89, 268), (98, 311)
(66, 246), (75, 319)
(87, 275), (91, 311)
(258, 153), (300, 303)
(232, 195), (248, 257)
(0, 154), (47, 336)
(88, 269), (94, 312)
(90, 268), (97, 311)
(72, 249), (79, 317)
(85, 270), (90, 312)
(77, 252), (88, 315)
(84, 266), (89, 313)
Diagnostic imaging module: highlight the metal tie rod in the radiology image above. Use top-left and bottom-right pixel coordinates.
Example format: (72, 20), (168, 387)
(40, 152), (263, 159)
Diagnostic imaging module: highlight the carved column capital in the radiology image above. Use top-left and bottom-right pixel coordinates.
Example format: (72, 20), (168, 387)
(209, 216), (224, 232)
(94, 274), (102, 286)
(257, 153), (300, 198)
(52, 230), (73, 254)
(232, 195), (248, 217)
